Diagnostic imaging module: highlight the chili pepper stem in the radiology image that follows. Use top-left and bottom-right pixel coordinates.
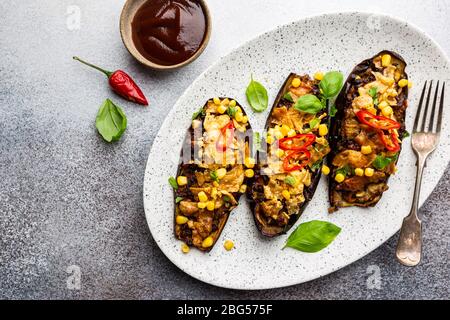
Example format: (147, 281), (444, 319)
(73, 56), (113, 78)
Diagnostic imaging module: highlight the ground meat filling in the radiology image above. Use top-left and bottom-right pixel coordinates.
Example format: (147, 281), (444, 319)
(174, 98), (251, 251)
(329, 52), (408, 211)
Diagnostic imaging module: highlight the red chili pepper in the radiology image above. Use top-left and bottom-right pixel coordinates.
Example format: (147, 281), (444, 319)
(216, 121), (235, 152)
(278, 134), (316, 151)
(73, 56), (148, 106)
(377, 130), (400, 152)
(356, 110), (400, 130)
(283, 149), (311, 172)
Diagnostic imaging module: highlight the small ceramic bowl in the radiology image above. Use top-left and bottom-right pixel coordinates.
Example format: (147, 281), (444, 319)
(120, 0), (212, 71)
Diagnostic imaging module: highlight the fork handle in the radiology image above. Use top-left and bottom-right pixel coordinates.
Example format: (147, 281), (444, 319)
(395, 155), (426, 266)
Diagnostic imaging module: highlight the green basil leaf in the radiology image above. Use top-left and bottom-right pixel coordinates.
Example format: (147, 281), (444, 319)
(95, 99), (127, 142)
(175, 196), (184, 203)
(210, 170), (219, 182)
(372, 154), (398, 170)
(319, 71), (344, 99)
(246, 76), (269, 112)
(294, 94), (324, 114)
(168, 176), (178, 190)
(192, 107), (205, 120)
(227, 106), (237, 118)
(329, 105), (338, 117)
(402, 130), (410, 139)
(284, 176), (296, 186)
(368, 86), (378, 106)
(284, 220), (341, 253)
(283, 92), (294, 102)
(309, 118), (320, 129)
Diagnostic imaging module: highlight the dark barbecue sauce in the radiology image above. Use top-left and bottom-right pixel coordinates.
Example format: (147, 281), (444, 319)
(131, 0), (206, 66)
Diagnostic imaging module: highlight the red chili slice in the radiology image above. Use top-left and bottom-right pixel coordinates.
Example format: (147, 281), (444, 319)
(377, 130), (400, 152)
(283, 149), (311, 172)
(278, 134), (316, 151)
(356, 110), (401, 130)
(216, 121), (235, 152)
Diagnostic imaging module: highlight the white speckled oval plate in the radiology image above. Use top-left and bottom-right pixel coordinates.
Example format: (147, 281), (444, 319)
(143, 12), (450, 290)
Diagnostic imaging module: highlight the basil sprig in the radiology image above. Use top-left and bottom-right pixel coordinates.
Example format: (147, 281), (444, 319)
(329, 105), (338, 117)
(368, 86), (378, 106)
(283, 92), (294, 102)
(284, 220), (341, 253)
(319, 71), (344, 99)
(95, 99), (127, 142)
(372, 154), (398, 170)
(246, 76), (268, 112)
(294, 71), (343, 115)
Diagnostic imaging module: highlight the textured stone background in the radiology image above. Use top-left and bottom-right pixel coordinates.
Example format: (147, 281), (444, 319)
(0, 0), (449, 299)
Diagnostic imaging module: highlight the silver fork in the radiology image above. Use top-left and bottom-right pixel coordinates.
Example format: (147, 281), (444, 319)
(396, 80), (445, 266)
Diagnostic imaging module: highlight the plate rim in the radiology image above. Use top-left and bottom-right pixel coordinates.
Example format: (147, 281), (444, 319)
(143, 11), (450, 290)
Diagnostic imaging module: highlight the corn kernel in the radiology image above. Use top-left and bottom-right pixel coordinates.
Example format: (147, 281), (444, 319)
(274, 130), (284, 139)
(382, 106), (393, 117)
(235, 111), (244, 122)
(197, 202), (207, 209)
(211, 187), (218, 199)
(398, 79), (408, 87)
(355, 168), (364, 176)
(381, 54), (392, 67)
(361, 145), (372, 155)
(239, 184), (247, 193)
(321, 165), (330, 175)
(177, 176), (187, 186)
(365, 168), (374, 177)
(318, 124), (328, 136)
(287, 129), (296, 137)
(282, 190), (291, 200)
(213, 181), (219, 187)
(314, 72), (324, 81)
(275, 149), (284, 158)
(222, 98), (230, 106)
(280, 125), (291, 136)
(216, 168), (227, 179)
(224, 240), (234, 251)
(229, 99), (237, 107)
(241, 115), (248, 124)
(291, 77), (301, 88)
(245, 169), (254, 178)
(202, 236), (214, 248)
(408, 81), (413, 88)
(335, 173), (345, 183)
(378, 101), (389, 109)
(217, 105), (227, 114)
(368, 107), (377, 115)
(244, 157), (256, 168)
(176, 215), (188, 224)
(206, 201), (215, 211)
(198, 191), (208, 202)
(266, 135), (275, 144)
(181, 243), (190, 253)
(213, 97), (221, 105)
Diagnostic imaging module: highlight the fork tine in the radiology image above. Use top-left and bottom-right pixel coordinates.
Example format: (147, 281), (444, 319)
(413, 81), (428, 132)
(428, 81), (440, 132)
(419, 80), (434, 132)
(436, 82), (445, 133)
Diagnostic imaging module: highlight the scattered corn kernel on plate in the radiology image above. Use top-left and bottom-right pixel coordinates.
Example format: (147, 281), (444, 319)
(143, 12), (450, 290)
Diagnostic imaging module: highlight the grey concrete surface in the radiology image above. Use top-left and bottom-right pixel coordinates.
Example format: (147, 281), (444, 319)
(0, 0), (449, 299)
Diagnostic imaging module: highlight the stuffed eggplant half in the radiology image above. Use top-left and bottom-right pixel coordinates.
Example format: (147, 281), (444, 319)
(174, 98), (253, 251)
(248, 74), (331, 237)
(328, 51), (409, 211)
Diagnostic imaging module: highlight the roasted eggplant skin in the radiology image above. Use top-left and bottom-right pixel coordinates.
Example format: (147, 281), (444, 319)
(247, 73), (330, 237)
(174, 98), (251, 252)
(328, 51), (408, 211)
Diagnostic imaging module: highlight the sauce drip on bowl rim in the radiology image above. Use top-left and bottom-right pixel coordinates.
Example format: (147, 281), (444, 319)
(131, 0), (207, 66)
